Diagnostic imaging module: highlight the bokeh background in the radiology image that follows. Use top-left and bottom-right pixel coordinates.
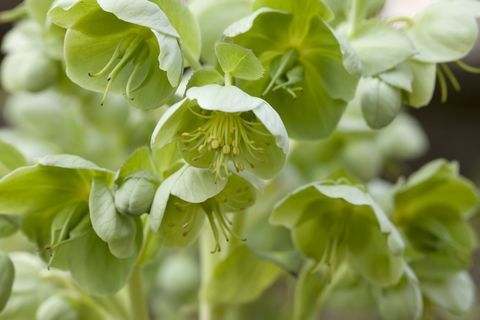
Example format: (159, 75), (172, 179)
(1, 0), (480, 315)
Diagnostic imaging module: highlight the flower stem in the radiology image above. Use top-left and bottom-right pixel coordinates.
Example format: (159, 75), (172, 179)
(349, 0), (364, 35)
(199, 230), (224, 320)
(0, 4), (27, 23)
(128, 266), (150, 320)
(183, 46), (202, 71)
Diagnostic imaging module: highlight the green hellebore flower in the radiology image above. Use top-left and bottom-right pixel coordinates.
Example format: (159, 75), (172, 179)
(151, 84), (289, 180)
(49, 0), (185, 109)
(223, 2), (359, 139)
(149, 165), (258, 252)
(114, 172), (159, 216)
(392, 160), (479, 277)
(272, 180), (404, 287)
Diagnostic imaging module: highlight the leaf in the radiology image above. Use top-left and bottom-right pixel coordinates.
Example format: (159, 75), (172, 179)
(0, 252), (14, 312)
(407, 1), (479, 63)
(117, 147), (156, 181)
(360, 77), (402, 129)
(0, 140), (25, 176)
(89, 177), (137, 258)
(66, 228), (139, 296)
(205, 245), (282, 304)
(0, 214), (20, 238)
(215, 42), (264, 80)
(187, 68), (224, 89)
(350, 20), (415, 76)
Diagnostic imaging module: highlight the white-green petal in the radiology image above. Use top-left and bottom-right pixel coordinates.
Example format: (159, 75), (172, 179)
(151, 98), (189, 150)
(223, 8), (286, 38)
(97, 0), (179, 37)
(170, 166), (227, 203)
(186, 84), (265, 113)
(154, 31), (183, 87)
(313, 184), (404, 255)
(252, 102), (289, 154)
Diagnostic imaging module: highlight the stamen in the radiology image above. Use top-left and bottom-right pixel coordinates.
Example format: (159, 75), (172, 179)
(263, 49), (299, 96)
(180, 111), (265, 180)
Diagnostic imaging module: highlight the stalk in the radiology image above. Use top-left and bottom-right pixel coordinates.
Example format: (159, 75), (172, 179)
(128, 266), (150, 320)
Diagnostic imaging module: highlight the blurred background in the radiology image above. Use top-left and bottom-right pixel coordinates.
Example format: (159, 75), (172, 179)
(0, 0), (480, 316)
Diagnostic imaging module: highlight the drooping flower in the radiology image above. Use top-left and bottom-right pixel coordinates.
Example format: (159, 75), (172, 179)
(272, 179), (405, 287)
(151, 84), (289, 180)
(149, 165), (259, 253)
(48, 0), (199, 109)
(223, 0), (360, 139)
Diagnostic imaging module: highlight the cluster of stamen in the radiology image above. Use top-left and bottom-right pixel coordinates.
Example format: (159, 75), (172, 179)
(88, 35), (150, 105)
(180, 107), (268, 180)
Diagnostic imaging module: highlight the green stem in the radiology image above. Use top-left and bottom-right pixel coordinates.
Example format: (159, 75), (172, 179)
(349, 0), (364, 35)
(128, 266), (150, 320)
(0, 4), (27, 23)
(199, 230), (224, 320)
(224, 72), (233, 86)
(183, 47), (202, 71)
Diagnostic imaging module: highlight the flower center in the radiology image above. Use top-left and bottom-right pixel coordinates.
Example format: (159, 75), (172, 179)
(88, 35), (150, 105)
(180, 109), (267, 180)
(263, 48), (304, 98)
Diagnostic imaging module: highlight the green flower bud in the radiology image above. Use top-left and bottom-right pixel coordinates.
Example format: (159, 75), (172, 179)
(114, 173), (158, 216)
(1, 52), (59, 93)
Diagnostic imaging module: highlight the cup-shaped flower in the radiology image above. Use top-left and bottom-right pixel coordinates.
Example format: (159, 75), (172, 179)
(48, 0), (186, 109)
(151, 84), (289, 180)
(392, 160), (479, 278)
(223, 1), (360, 139)
(149, 165), (258, 252)
(272, 179), (405, 287)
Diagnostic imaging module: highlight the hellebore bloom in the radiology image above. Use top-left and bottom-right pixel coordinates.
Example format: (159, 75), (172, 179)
(49, 0), (187, 109)
(151, 84), (289, 180)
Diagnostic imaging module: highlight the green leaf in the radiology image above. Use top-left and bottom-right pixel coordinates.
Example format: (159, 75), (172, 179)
(205, 245), (282, 304)
(0, 253), (14, 312)
(117, 147), (156, 181)
(89, 177), (138, 258)
(66, 227), (139, 296)
(0, 140), (25, 176)
(187, 68), (224, 89)
(215, 42), (264, 80)
(349, 20), (415, 76)
(360, 77), (402, 129)
(0, 214), (21, 238)
(407, 1), (479, 63)
(0, 156), (112, 248)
